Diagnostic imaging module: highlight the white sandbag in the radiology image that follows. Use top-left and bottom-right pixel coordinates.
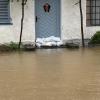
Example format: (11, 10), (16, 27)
(36, 36), (63, 47)
(50, 36), (61, 42)
(57, 41), (63, 46)
(36, 43), (41, 47)
(36, 38), (44, 44)
(43, 42), (52, 46)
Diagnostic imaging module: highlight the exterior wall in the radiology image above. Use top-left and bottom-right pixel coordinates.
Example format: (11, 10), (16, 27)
(61, 0), (100, 42)
(0, 0), (99, 44)
(0, 0), (35, 43)
(61, 0), (81, 41)
(83, 0), (100, 39)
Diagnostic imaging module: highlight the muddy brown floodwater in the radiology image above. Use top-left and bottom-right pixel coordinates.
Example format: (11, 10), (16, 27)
(0, 47), (100, 100)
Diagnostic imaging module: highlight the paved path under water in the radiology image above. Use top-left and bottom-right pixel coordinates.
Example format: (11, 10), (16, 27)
(0, 47), (100, 100)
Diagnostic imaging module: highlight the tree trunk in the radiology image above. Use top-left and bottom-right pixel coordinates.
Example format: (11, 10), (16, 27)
(79, 0), (85, 47)
(18, 0), (25, 49)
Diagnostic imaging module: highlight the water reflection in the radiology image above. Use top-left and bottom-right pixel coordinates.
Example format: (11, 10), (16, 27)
(0, 48), (100, 100)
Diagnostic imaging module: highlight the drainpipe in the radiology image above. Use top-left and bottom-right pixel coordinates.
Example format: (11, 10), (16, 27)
(18, 0), (24, 49)
(79, 0), (85, 47)
(18, 0), (27, 49)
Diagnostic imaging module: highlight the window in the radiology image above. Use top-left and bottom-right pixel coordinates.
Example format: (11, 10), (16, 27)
(86, 0), (100, 26)
(0, 0), (11, 24)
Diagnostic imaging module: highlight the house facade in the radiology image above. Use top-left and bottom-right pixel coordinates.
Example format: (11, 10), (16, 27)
(0, 0), (99, 44)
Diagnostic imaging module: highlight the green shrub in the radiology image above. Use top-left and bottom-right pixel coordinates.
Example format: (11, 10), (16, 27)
(0, 42), (19, 52)
(89, 31), (100, 44)
(8, 42), (19, 50)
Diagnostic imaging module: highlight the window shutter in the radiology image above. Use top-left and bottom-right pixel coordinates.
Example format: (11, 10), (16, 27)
(0, 0), (10, 24)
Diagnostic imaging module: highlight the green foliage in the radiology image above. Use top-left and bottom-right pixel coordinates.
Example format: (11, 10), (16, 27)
(0, 42), (19, 52)
(8, 42), (19, 50)
(89, 31), (100, 44)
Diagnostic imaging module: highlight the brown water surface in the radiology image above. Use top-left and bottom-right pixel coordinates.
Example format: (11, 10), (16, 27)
(0, 47), (100, 100)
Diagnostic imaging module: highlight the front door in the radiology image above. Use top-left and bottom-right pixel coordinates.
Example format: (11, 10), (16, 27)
(35, 0), (60, 38)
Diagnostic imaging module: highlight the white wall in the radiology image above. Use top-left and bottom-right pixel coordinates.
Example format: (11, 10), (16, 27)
(82, 0), (100, 39)
(61, 0), (100, 41)
(0, 0), (99, 44)
(61, 0), (81, 41)
(0, 0), (35, 43)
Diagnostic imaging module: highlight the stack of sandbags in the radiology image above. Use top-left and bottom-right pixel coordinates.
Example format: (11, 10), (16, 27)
(36, 36), (63, 47)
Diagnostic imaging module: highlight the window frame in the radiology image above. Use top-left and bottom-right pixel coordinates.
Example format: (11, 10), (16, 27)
(86, 0), (100, 26)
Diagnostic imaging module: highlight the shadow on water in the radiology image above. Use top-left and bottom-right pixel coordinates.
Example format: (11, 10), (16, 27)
(0, 47), (100, 100)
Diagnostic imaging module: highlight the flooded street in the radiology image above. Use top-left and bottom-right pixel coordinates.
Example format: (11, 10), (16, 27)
(0, 47), (100, 100)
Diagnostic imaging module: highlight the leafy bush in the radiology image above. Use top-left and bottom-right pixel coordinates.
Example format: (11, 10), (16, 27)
(0, 42), (19, 52)
(8, 42), (19, 50)
(89, 31), (100, 44)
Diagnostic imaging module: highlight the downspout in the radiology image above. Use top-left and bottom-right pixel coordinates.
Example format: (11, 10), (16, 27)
(18, 0), (27, 49)
(79, 0), (85, 47)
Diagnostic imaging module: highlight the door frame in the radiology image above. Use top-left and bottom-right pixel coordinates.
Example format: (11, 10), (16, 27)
(34, 0), (61, 39)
